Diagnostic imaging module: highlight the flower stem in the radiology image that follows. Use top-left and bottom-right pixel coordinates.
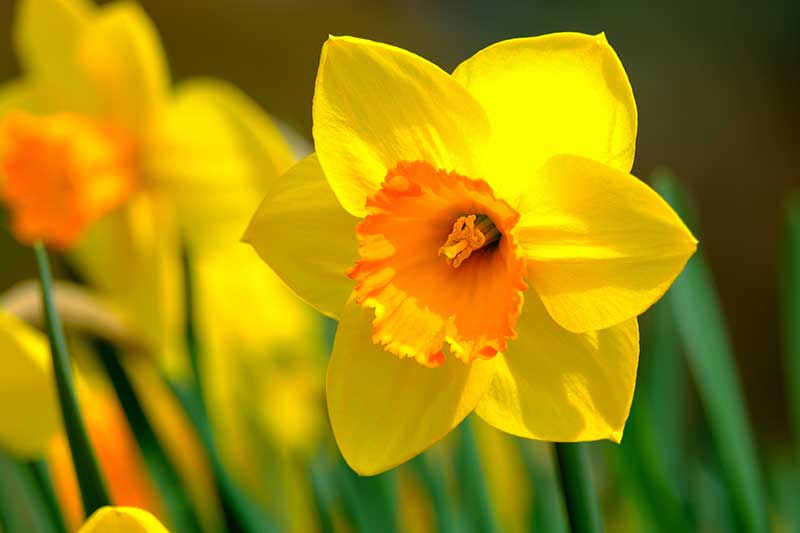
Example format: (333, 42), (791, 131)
(554, 442), (603, 533)
(33, 241), (111, 516)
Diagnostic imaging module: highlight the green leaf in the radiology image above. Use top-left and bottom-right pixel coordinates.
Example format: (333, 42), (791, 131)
(33, 242), (111, 517)
(652, 175), (769, 533)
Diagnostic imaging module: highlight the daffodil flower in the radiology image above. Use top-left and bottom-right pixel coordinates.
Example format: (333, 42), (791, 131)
(247, 34), (697, 474)
(78, 506), (169, 533)
(0, 0), (295, 375)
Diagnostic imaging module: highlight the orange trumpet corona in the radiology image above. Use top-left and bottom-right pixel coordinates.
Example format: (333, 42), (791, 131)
(347, 161), (527, 367)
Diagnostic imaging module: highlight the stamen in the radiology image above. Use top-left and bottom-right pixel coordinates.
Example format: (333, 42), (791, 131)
(439, 214), (500, 268)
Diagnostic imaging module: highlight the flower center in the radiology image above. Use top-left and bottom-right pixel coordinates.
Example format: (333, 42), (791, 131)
(439, 214), (501, 268)
(348, 161), (527, 367)
(0, 112), (138, 248)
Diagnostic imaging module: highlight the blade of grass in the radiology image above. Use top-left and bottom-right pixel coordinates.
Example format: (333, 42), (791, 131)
(33, 242), (111, 516)
(554, 443), (603, 533)
(652, 175), (769, 533)
(454, 417), (496, 533)
(93, 339), (202, 533)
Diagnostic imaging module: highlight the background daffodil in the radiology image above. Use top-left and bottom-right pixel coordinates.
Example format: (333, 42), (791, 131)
(247, 33), (697, 475)
(77, 506), (169, 533)
(0, 0), (329, 529)
(0, 0), (297, 377)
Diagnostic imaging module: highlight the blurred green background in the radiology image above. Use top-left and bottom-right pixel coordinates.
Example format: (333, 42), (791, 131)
(1, 0), (798, 444)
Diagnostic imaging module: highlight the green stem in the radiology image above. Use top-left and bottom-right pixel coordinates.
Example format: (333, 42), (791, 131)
(554, 443), (603, 533)
(26, 460), (67, 533)
(33, 241), (111, 517)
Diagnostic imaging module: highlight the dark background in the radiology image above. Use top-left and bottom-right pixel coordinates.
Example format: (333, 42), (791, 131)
(1, 0), (798, 445)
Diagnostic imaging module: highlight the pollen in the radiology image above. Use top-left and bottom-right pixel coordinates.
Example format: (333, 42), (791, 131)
(0, 112), (137, 249)
(439, 214), (501, 268)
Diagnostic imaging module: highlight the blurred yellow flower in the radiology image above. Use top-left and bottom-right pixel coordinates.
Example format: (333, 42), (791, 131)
(247, 34), (697, 474)
(78, 506), (169, 533)
(0, 309), (58, 458)
(0, 1), (327, 526)
(0, 0), (296, 377)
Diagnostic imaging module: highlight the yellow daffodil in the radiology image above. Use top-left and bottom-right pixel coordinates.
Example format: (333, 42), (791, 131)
(0, 0), (295, 376)
(78, 506), (169, 533)
(0, 309), (58, 458)
(1, 0), (325, 525)
(247, 34), (697, 474)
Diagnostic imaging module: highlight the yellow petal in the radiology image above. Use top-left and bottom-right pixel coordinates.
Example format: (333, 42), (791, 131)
(0, 310), (59, 458)
(78, 506), (169, 533)
(244, 154), (359, 319)
(327, 297), (496, 475)
(313, 35), (490, 217)
(518, 154), (697, 333)
(78, 1), (169, 131)
(12, 0), (98, 113)
(148, 78), (295, 247)
(453, 32), (637, 203)
(475, 293), (638, 442)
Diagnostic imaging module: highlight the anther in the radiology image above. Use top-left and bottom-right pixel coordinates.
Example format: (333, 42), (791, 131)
(439, 214), (500, 268)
